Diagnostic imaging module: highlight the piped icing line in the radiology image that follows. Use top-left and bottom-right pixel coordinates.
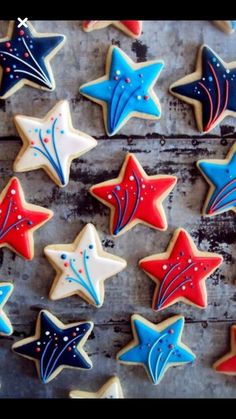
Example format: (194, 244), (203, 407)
(0, 283), (14, 336)
(0, 177), (53, 260)
(12, 310), (93, 384)
(197, 142), (236, 217)
(213, 325), (236, 374)
(117, 314), (196, 385)
(44, 223), (126, 307)
(169, 44), (236, 133)
(139, 228), (223, 311)
(0, 20), (66, 99)
(82, 21), (142, 38)
(13, 100), (97, 188)
(80, 45), (164, 136)
(69, 376), (124, 399)
(90, 153), (177, 237)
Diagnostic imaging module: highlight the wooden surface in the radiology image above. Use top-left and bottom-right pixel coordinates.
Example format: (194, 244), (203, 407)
(0, 20), (236, 398)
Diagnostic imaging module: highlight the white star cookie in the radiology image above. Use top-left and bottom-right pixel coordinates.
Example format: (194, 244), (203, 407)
(44, 223), (127, 307)
(13, 100), (97, 187)
(69, 376), (124, 398)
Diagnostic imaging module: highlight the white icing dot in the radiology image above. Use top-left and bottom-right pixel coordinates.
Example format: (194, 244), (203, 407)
(140, 197), (144, 201)
(190, 282), (193, 286)
(76, 327), (79, 331)
(108, 194), (112, 199)
(137, 95), (142, 100)
(73, 355), (76, 358)
(163, 265), (167, 270)
(37, 341), (41, 346)
(202, 77), (205, 81)
(45, 331), (50, 336)
(129, 176), (134, 181)
(182, 285), (186, 290)
(142, 184), (146, 189)
(11, 189), (16, 195)
(63, 336), (69, 342)
(188, 259), (192, 263)
(194, 267), (198, 271)
(17, 215), (22, 220)
(226, 69), (230, 73)
(217, 63), (220, 67)
(0, 210), (2, 213)
(116, 70), (121, 75)
(16, 227), (19, 231)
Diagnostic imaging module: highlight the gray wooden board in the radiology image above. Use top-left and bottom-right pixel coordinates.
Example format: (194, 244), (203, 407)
(0, 20), (236, 398)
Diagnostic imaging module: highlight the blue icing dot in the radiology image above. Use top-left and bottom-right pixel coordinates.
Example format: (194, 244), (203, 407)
(18, 38), (21, 41)
(60, 130), (64, 134)
(13, 65), (16, 68)
(89, 244), (94, 249)
(34, 128), (38, 132)
(46, 129), (51, 134)
(212, 57), (216, 62)
(27, 221), (33, 226)
(208, 76), (213, 82)
(115, 186), (121, 191)
(34, 153), (38, 157)
(30, 45), (33, 49)
(10, 75), (13, 79)
(60, 254), (67, 260)
(86, 256), (89, 259)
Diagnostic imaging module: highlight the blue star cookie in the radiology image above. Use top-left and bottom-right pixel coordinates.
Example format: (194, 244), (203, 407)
(0, 21), (66, 99)
(12, 310), (93, 384)
(0, 283), (14, 336)
(117, 314), (195, 385)
(80, 46), (164, 136)
(170, 45), (236, 133)
(197, 143), (236, 216)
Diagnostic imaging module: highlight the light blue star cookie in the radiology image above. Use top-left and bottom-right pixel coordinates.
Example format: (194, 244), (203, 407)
(0, 283), (14, 336)
(80, 46), (164, 136)
(117, 314), (195, 385)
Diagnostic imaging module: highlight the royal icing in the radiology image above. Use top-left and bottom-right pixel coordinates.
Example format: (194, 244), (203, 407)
(170, 45), (236, 133)
(0, 177), (53, 260)
(90, 153), (176, 237)
(13, 101), (97, 187)
(213, 325), (236, 374)
(117, 315), (196, 385)
(197, 143), (236, 216)
(12, 310), (93, 384)
(80, 46), (164, 136)
(139, 228), (223, 311)
(83, 21), (142, 38)
(69, 377), (124, 399)
(44, 223), (126, 306)
(0, 21), (66, 99)
(0, 283), (14, 336)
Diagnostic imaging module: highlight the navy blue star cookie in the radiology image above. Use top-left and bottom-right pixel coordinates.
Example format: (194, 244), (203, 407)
(170, 45), (236, 133)
(80, 46), (164, 136)
(117, 314), (195, 385)
(0, 21), (66, 99)
(12, 310), (93, 384)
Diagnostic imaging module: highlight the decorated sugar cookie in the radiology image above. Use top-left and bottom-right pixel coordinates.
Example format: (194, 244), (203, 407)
(13, 101), (97, 187)
(170, 45), (236, 133)
(83, 21), (142, 38)
(70, 376), (124, 399)
(90, 153), (176, 237)
(139, 228), (223, 311)
(213, 21), (236, 34)
(197, 144), (236, 216)
(0, 21), (66, 99)
(0, 177), (53, 260)
(213, 325), (236, 375)
(44, 223), (127, 306)
(12, 310), (93, 384)
(117, 314), (196, 385)
(80, 46), (164, 136)
(0, 283), (14, 336)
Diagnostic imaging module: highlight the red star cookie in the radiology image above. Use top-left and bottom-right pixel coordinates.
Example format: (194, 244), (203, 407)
(90, 153), (176, 237)
(0, 177), (53, 260)
(139, 228), (223, 311)
(213, 325), (236, 375)
(82, 21), (142, 38)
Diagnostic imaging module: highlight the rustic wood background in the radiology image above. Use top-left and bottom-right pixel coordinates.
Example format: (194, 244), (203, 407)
(0, 20), (236, 398)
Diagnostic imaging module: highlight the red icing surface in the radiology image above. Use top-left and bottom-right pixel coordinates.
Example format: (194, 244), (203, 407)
(0, 178), (51, 259)
(140, 229), (222, 310)
(215, 327), (236, 373)
(91, 154), (176, 236)
(82, 21), (142, 36)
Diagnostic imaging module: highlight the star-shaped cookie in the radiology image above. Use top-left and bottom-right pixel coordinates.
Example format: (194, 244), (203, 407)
(0, 20), (66, 99)
(213, 325), (236, 375)
(139, 228), (223, 311)
(0, 283), (14, 336)
(69, 376), (124, 398)
(44, 223), (127, 306)
(197, 143), (236, 216)
(170, 45), (236, 133)
(213, 21), (236, 34)
(0, 177), (53, 260)
(12, 310), (93, 384)
(80, 46), (164, 136)
(90, 153), (176, 237)
(83, 21), (142, 38)
(117, 314), (196, 385)
(13, 101), (97, 187)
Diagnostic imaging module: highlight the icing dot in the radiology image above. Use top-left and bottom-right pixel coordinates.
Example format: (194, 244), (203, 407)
(108, 194), (112, 199)
(36, 348), (41, 352)
(212, 57), (216, 62)
(216, 63), (220, 67)
(86, 256), (89, 259)
(78, 269), (82, 273)
(24, 52), (29, 58)
(5, 42), (11, 48)
(30, 141), (35, 145)
(45, 331), (50, 336)
(168, 329), (174, 334)
(67, 347), (72, 351)
(63, 336), (69, 342)
(44, 137), (50, 143)
(61, 254), (67, 259)
(168, 344), (174, 349)
(76, 327), (79, 331)
(11, 189), (16, 195)
(60, 130), (65, 134)
(0, 291), (2, 295)
(73, 355), (76, 358)
(182, 285), (186, 290)
(89, 244), (93, 249)
(115, 186), (121, 191)
(114, 76), (119, 81)
(129, 176), (134, 181)
(34, 128), (38, 132)
(226, 69), (230, 74)
(142, 184), (146, 189)
(116, 70), (121, 75)
(144, 95), (149, 101)
(72, 332), (77, 337)
(137, 95), (142, 100)
(54, 337), (58, 341)
(188, 258), (192, 263)
(163, 265), (167, 270)
(194, 267), (198, 271)
(37, 341), (41, 346)
(0, 210), (2, 213)
(140, 197), (144, 201)
(46, 129), (51, 134)
(80, 251), (83, 255)
(208, 76), (213, 82)
(19, 30), (25, 36)
(139, 73), (143, 78)
(125, 77), (131, 83)
(64, 262), (69, 267)
(5, 67), (11, 73)
(27, 221), (33, 226)
(17, 215), (22, 220)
